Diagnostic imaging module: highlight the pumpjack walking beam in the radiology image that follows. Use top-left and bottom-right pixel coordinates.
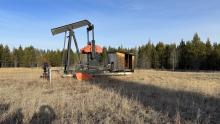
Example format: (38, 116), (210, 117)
(51, 20), (96, 73)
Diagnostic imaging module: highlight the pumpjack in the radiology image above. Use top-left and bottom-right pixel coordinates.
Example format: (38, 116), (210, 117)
(51, 20), (103, 80)
(47, 19), (134, 82)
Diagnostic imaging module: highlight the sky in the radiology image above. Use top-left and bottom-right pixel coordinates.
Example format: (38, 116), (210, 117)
(0, 0), (219, 50)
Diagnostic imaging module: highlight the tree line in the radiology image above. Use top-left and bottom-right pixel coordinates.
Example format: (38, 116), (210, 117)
(0, 33), (220, 70)
(0, 45), (77, 67)
(137, 33), (220, 70)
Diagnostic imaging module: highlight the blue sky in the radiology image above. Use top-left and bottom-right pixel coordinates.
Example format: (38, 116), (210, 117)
(0, 0), (219, 50)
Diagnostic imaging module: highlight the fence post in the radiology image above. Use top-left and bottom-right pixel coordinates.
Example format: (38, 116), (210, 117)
(49, 68), (52, 84)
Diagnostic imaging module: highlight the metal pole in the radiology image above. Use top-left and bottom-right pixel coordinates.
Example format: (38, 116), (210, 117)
(91, 27), (96, 59)
(92, 26), (95, 41)
(71, 30), (81, 63)
(87, 30), (89, 44)
(66, 31), (72, 74)
(62, 31), (67, 67)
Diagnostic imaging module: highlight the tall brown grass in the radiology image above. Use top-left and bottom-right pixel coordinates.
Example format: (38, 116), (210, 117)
(0, 68), (219, 124)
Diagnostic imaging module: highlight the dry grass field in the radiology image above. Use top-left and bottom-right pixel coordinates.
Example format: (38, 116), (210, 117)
(0, 68), (219, 124)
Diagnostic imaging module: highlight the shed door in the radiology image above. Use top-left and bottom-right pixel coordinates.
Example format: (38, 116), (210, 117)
(125, 54), (133, 69)
(129, 55), (133, 69)
(125, 54), (129, 68)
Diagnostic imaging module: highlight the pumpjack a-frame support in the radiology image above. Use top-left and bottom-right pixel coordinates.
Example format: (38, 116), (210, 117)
(51, 20), (96, 74)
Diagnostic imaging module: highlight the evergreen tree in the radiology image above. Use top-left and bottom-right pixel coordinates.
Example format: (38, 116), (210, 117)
(143, 42), (154, 68)
(12, 48), (18, 67)
(210, 43), (220, 70)
(156, 42), (165, 69)
(35, 49), (44, 67)
(177, 39), (187, 69)
(151, 45), (159, 69)
(17, 46), (24, 67)
(0, 44), (4, 67)
(137, 46), (144, 68)
(2, 45), (12, 67)
(164, 44), (177, 69)
(204, 38), (213, 69)
(23, 46), (37, 67)
(191, 33), (206, 70)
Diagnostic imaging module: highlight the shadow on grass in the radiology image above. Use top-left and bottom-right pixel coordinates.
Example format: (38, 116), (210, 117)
(0, 104), (23, 124)
(29, 105), (56, 124)
(0, 105), (56, 124)
(90, 76), (220, 123)
(0, 104), (10, 116)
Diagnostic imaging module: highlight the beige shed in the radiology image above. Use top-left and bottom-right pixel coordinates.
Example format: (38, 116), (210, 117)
(107, 52), (135, 72)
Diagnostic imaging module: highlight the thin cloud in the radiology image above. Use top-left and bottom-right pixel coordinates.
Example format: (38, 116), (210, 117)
(130, 4), (144, 10)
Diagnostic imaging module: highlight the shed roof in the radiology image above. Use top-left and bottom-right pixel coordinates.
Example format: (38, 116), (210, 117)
(108, 51), (135, 56)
